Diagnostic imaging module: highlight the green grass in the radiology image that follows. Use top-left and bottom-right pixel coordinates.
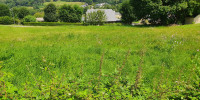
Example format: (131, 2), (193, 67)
(0, 24), (200, 99)
(44, 1), (85, 7)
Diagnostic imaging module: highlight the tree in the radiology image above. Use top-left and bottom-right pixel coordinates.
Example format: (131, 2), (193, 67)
(187, 0), (200, 17)
(58, 5), (83, 22)
(120, 0), (137, 24)
(130, 0), (200, 25)
(44, 3), (58, 22)
(18, 7), (30, 19)
(85, 10), (106, 25)
(0, 4), (10, 17)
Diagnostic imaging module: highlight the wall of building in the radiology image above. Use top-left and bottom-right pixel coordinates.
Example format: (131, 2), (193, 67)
(194, 15), (200, 24)
(185, 15), (200, 24)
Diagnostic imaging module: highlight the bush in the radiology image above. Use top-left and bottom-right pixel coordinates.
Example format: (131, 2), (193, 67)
(14, 19), (21, 25)
(34, 12), (44, 18)
(59, 5), (83, 22)
(0, 16), (13, 25)
(23, 22), (82, 26)
(85, 10), (106, 25)
(23, 15), (36, 22)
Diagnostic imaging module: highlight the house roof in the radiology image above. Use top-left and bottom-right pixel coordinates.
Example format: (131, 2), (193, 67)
(86, 9), (121, 22)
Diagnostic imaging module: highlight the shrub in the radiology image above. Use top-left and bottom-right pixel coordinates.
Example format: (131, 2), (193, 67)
(34, 12), (44, 18)
(14, 19), (21, 25)
(0, 4), (10, 17)
(59, 5), (83, 22)
(23, 15), (36, 22)
(44, 3), (58, 22)
(85, 10), (106, 25)
(0, 16), (13, 25)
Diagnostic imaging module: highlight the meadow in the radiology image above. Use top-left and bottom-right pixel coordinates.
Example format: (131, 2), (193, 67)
(0, 24), (200, 99)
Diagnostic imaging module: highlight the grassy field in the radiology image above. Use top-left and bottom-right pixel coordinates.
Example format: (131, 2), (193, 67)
(0, 24), (200, 99)
(44, 1), (85, 7)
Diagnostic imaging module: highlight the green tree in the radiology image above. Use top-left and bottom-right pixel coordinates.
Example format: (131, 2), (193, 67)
(187, 0), (200, 17)
(85, 10), (106, 25)
(120, 0), (137, 24)
(58, 5), (83, 22)
(18, 7), (30, 19)
(0, 4), (10, 17)
(44, 3), (58, 22)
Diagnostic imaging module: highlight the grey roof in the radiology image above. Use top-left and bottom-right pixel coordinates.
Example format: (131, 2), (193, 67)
(86, 9), (121, 22)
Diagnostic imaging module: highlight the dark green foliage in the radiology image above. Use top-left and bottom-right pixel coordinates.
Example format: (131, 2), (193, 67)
(44, 3), (58, 22)
(130, 0), (200, 25)
(0, 4), (10, 17)
(23, 15), (36, 22)
(23, 22), (82, 26)
(187, 0), (200, 17)
(120, 0), (137, 24)
(18, 7), (30, 19)
(59, 5), (83, 22)
(0, 16), (13, 25)
(85, 10), (106, 25)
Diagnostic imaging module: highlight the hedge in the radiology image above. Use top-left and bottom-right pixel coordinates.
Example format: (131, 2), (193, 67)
(23, 22), (83, 26)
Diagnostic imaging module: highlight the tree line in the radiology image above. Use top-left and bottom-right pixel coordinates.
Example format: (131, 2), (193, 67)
(44, 3), (106, 25)
(0, 3), (37, 24)
(0, 3), (106, 25)
(120, 0), (200, 25)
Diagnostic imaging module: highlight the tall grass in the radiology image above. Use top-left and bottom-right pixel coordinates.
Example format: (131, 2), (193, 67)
(0, 24), (200, 99)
